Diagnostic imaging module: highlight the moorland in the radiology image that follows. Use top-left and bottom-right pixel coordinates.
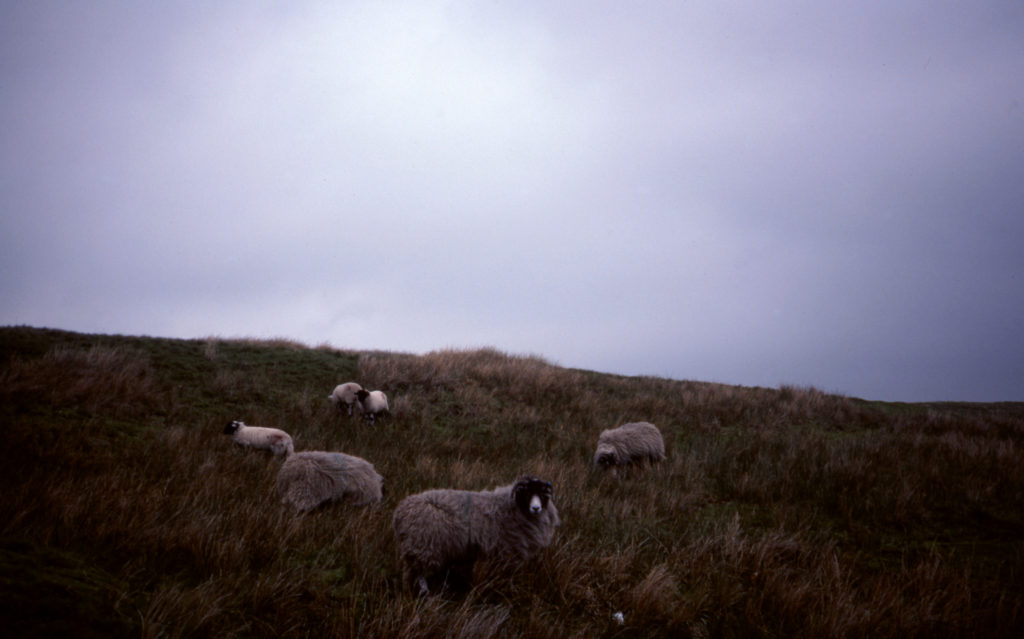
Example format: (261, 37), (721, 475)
(1, 325), (1021, 638)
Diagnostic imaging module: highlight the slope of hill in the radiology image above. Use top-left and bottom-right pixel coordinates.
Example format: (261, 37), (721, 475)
(1, 326), (1021, 637)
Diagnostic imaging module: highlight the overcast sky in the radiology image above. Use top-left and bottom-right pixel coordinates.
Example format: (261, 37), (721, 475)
(2, 2), (1022, 402)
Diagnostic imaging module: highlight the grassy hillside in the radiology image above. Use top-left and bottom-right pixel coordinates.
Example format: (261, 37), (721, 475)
(1, 325), (1021, 638)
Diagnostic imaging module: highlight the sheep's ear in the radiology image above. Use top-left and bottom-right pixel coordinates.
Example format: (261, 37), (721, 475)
(514, 477), (533, 496)
(512, 479), (529, 510)
(538, 479), (553, 497)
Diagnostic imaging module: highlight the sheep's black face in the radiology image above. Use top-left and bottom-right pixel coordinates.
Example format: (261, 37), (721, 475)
(596, 452), (616, 468)
(514, 476), (553, 516)
(224, 421), (241, 435)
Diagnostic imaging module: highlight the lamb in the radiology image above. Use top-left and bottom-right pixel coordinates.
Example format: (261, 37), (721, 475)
(328, 382), (363, 416)
(223, 420), (294, 457)
(354, 389), (389, 424)
(392, 475), (560, 596)
(593, 421), (666, 472)
(277, 450), (384, 511)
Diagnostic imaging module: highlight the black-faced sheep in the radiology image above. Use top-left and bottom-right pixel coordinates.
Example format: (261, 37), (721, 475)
(328, 382), (363, 416)
(594, 421), (666, 473)
(354, 389), (389, 424)
(392, 476), (560, 596)
(223, 420), (294, 457)
(277, 451), (384, 511)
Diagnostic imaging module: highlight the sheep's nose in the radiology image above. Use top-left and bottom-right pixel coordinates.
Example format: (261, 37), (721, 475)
(529, 495), (543, 514)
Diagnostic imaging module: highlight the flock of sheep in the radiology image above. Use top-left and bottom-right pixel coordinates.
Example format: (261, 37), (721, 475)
(223, 380), (666, 596)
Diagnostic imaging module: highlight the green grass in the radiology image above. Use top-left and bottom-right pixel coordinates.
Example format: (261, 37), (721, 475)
(1, 325), (1022, 637)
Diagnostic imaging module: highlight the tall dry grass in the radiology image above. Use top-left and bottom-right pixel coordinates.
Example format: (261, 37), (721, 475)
(0, 326), (1022, 637)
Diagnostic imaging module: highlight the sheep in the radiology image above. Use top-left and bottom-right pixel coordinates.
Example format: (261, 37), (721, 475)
(328, 381), (363, 416)
(355, 388), (389, 424)
(277, 450), (384, 511)
(392, 475), (560, 596)
(223, 420), (294, 457)
(593, 421), (666, 473)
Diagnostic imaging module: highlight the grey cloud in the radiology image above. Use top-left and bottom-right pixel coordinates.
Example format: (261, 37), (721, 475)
(2, 1), (1022, 401)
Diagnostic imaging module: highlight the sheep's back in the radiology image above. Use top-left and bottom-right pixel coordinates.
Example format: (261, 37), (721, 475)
(278, 451), (382, 510)
(233, 426), (293, 456)
(330, 382), (362, 404)
(328, 452), (383, 504)
(278, 454), (333, 510)
(597, 421), (665, 464)
(393, 490), (477, 567)
(366, 390), (388, 413)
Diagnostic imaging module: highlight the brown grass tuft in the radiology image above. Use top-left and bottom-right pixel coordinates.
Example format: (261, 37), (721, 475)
(1, 344), (164, 417)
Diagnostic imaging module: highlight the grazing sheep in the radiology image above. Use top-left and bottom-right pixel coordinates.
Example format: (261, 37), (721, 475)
(392, 475), (560, 596)
(594, 421), (666, 472)
(328, 382), (363, 416)
(223, 420), (294, 457)
(277, 450), (384, 511)
(355, 389), (389, 424)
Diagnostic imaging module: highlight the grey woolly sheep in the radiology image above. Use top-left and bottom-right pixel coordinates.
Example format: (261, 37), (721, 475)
(277, 450), (384, 511)
(328, 382), (363, 416)
(223, 420), (294, 457)
(355, 389), (389, 424)
(392, 476), (560, 596)
(594, 421), (666, 472)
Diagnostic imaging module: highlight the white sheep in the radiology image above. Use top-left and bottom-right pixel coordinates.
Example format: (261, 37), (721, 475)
(277, 450), (384, 511)
(223, 420), (294, 457)
(328, 382), (363, 416)
(392, 475), (560, 596)
(593, 421), (666, 473)
(354, 389), (389, 424)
